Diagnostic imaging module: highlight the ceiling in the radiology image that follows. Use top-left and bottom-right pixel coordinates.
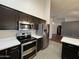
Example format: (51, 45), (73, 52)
(51, 0), (79, 19)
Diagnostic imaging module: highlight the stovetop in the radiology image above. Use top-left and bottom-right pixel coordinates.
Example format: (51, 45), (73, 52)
(17, 36), (36, 43)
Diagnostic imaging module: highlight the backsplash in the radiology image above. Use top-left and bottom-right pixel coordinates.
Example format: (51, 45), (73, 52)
(0, 30), (17, 38)
(16, 29), (36, 36)
(0, 30), (36, 38)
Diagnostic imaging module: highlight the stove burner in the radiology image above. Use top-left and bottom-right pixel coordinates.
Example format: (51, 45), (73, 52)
(17, 36), (35, 43)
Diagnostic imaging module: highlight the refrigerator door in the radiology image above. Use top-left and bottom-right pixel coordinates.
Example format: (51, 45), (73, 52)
(42, 24), (49, 49)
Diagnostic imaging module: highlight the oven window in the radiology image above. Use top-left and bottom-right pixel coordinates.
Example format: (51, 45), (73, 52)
(23, 42), (36, 51)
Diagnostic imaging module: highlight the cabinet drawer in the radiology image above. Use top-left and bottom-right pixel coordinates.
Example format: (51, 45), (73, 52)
(0, 50), (6, 55)
(63, 43), (78, 50)
(7, 46), (19, 54)
(63, 43), (77, 47)
(37, 38), (43, 52)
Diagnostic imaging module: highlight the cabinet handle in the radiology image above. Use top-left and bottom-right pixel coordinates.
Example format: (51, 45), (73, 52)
(11, 47), (18, 50)
(0, 55), (10, 58)
(67, 45), (74, 48)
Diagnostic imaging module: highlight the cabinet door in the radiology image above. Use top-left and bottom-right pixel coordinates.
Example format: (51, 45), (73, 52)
(62, 43), (79, 59)
(18, 12), (28, 21)
(0, 5), (18, 30)
(7, 46), (20, 59)
(8, 49), (19, 59)
(0, 50), (10, 59)
(77, 48), (79, 58)
(37, 38), (43, 52)
(0, 50), (6, 55)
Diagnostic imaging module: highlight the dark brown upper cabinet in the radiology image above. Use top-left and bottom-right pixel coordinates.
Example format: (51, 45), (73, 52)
(0, 4), (18, 30)
(0, 4), (46, 30)
(18, 12), (28, 21)
(18, 12), (34, 24)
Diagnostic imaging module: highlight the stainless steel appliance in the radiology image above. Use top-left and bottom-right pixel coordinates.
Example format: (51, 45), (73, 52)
(42, 24), (49, 49)
(18, 21), (33, 30)
(42, 29), (49, 49)
(36, 24), (49, 49)
(21, 39), (36, 59)
(17, 35), (37, 59)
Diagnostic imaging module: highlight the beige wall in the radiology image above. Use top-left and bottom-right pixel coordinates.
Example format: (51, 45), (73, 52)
(44, 0), (51, 24)
(49, 17), (65, 39)
(65, 17), (79, 22)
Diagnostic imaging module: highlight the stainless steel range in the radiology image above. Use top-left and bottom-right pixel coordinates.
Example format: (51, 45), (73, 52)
(17, 32), (37, 59)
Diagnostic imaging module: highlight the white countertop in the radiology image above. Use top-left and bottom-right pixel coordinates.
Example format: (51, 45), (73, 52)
(32, 35), (43, 39)
(61, 37), (79, 46)
(0, 37), (20, 51)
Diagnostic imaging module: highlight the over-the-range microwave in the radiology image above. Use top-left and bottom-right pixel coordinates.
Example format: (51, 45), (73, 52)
(18, 21), (33, 30)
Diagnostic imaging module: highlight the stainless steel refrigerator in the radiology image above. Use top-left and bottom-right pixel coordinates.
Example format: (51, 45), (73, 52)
(36, 24), (49, 49)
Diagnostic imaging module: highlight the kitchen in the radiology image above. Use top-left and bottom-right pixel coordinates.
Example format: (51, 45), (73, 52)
(0, 0), (79, 59)
(0, 4), (49, 59)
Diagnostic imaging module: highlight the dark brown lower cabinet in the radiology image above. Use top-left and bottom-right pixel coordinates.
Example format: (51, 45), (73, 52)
(37, 38), (43, 52)
(0, 45), (20, 59)
(7, 48), (19, 59)
(62, 43), (79, 59)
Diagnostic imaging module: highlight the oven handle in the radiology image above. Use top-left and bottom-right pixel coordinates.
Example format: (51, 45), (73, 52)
(22, 40), (36, 46)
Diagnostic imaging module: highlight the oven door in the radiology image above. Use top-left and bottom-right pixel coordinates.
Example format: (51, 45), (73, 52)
(21, 40), (37, 59)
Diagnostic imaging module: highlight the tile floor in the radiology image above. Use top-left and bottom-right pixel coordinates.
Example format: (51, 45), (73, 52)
(33, 40), (62, 59)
